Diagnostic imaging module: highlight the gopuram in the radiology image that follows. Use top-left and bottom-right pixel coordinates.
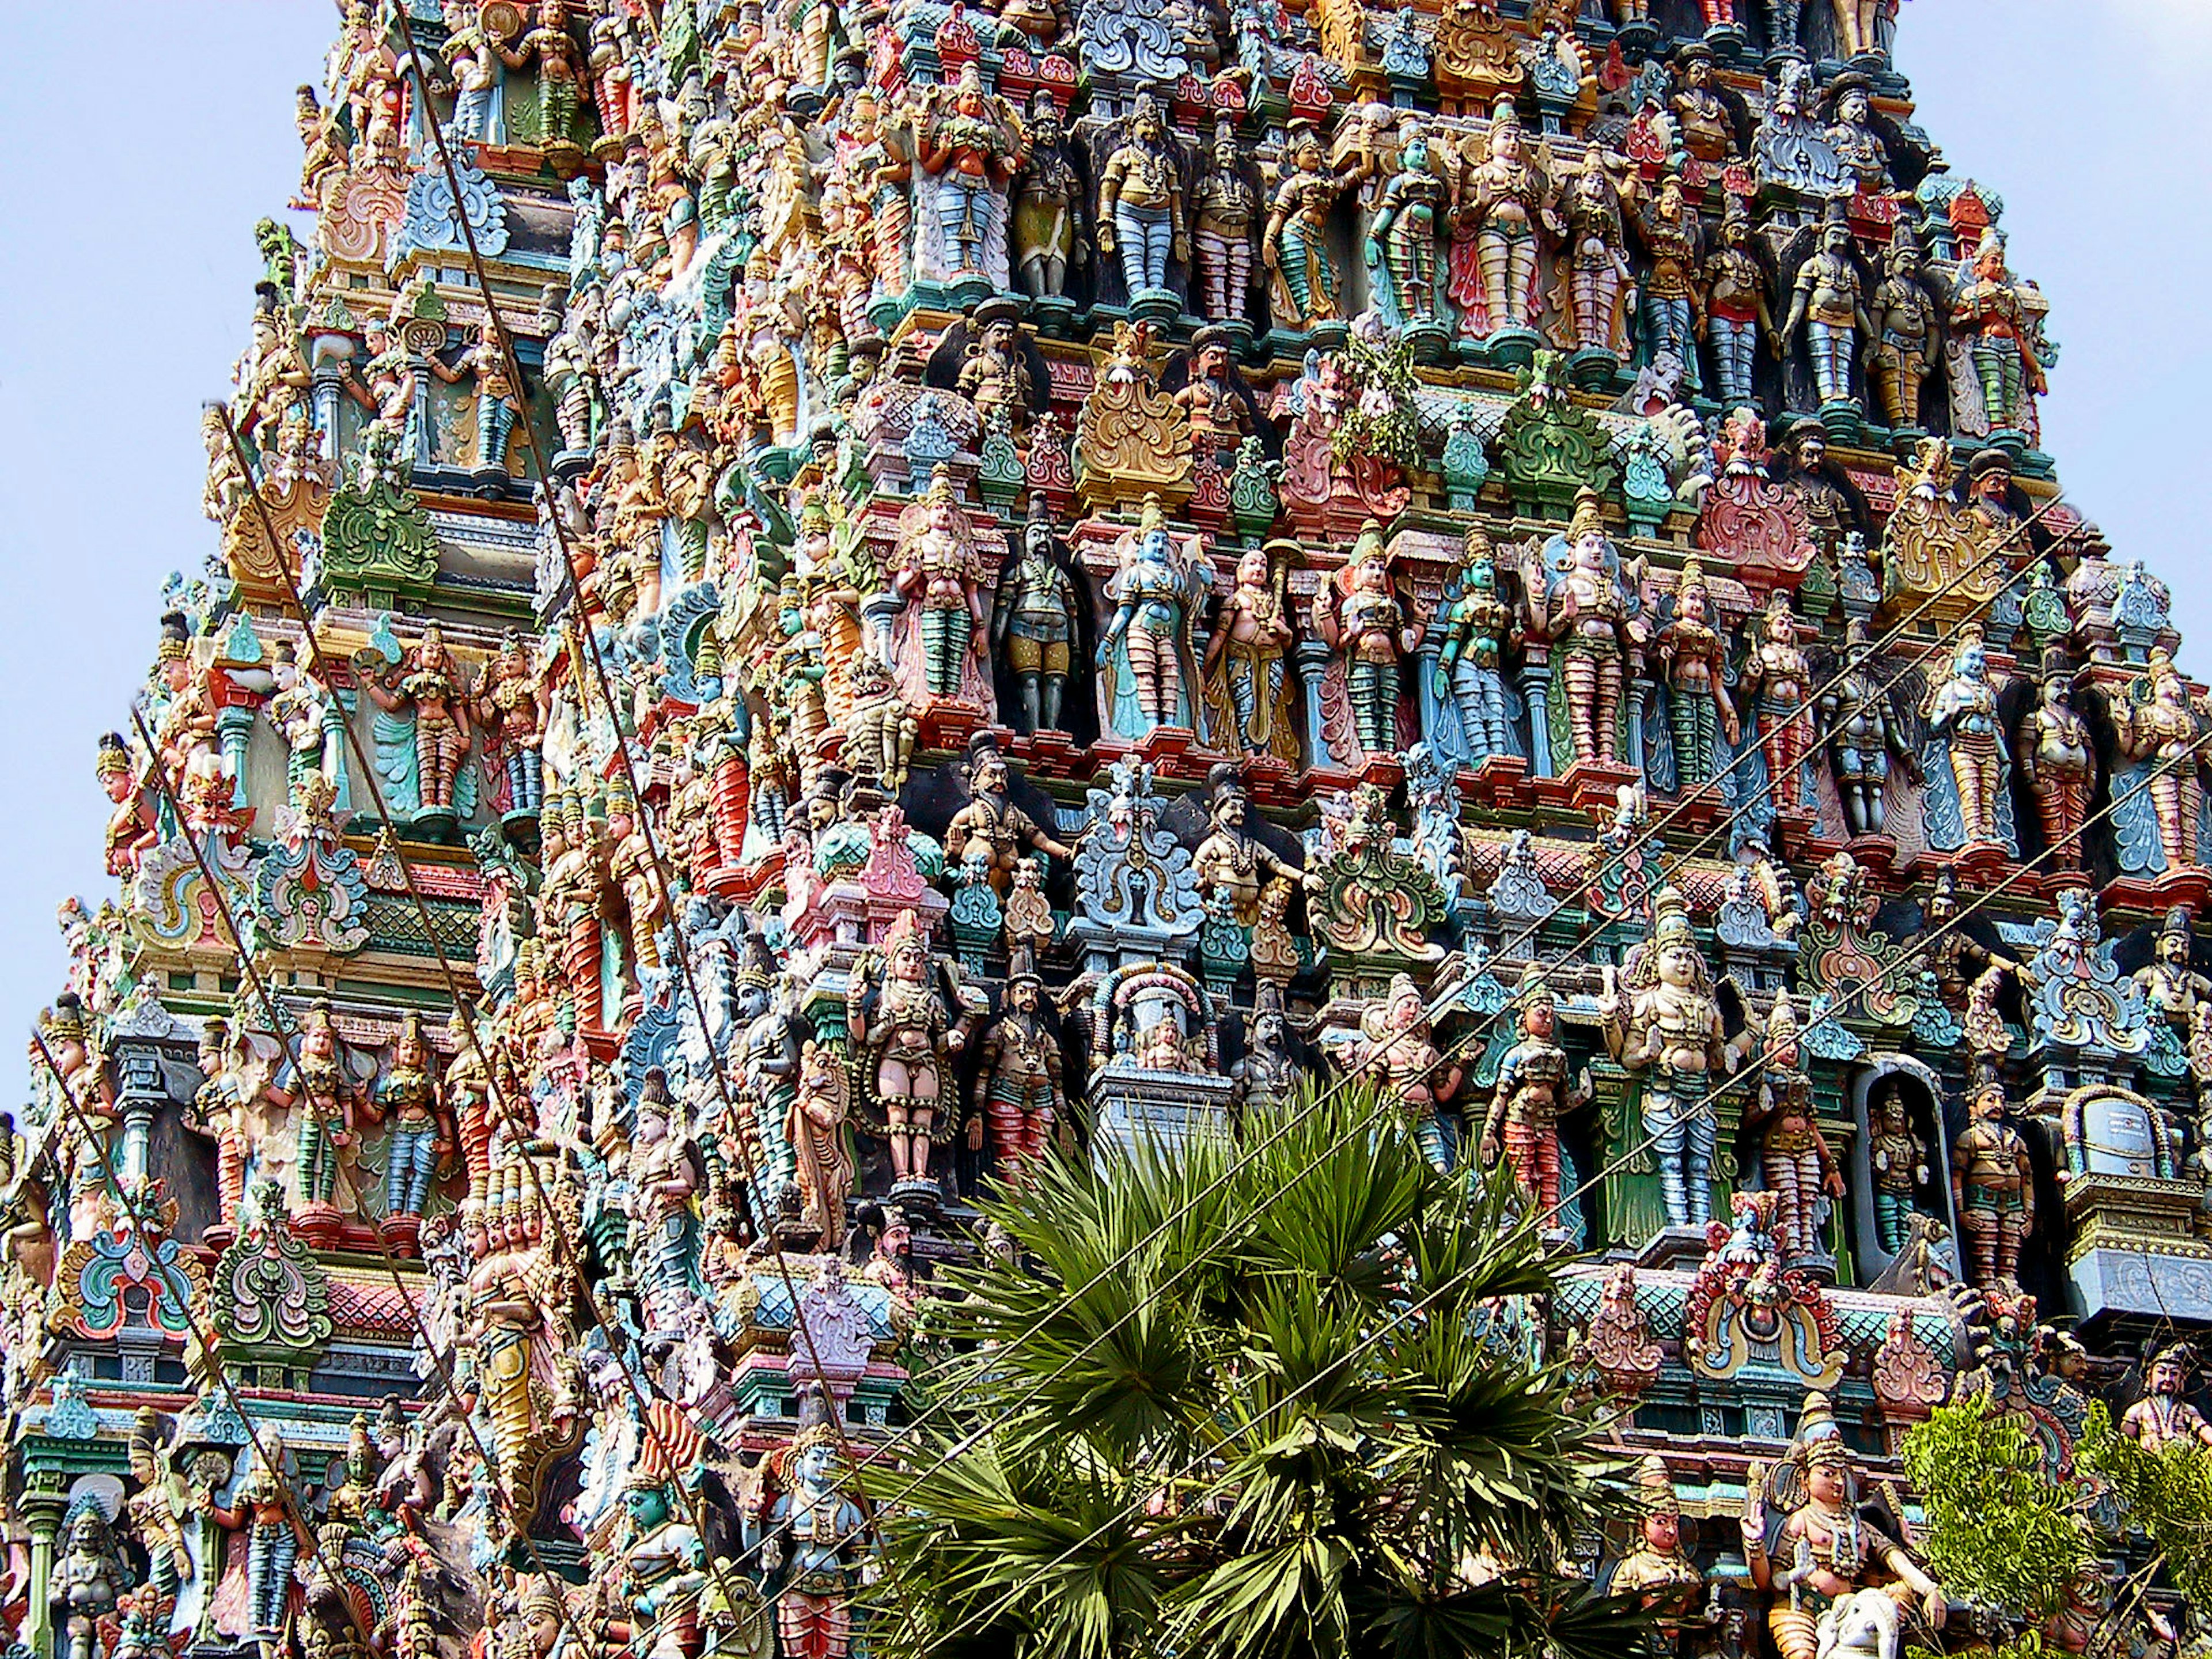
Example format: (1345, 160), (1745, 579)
(7, 0), (2211, 1656)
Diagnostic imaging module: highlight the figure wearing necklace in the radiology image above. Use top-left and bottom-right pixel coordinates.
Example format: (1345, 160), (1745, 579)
(1202, 540), (1301, 763)
(1431, 527), (1514, 766)
(1097, 497), (1213, 739)
(2120, 1341), (2212, 1452)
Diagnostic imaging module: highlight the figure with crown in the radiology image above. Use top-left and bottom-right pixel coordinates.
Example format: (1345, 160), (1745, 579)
(849, 910), (980, 1191)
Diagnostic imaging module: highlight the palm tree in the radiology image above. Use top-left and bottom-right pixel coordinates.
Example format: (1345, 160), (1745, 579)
(862, 1082), (1647, 1659)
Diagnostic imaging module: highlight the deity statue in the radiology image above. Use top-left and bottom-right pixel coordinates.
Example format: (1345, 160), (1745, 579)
(991, 495), (1081, 735)
(1669, 43), (1740, 164)
(1097, 497), (1211, 737)
(359, 623), (475, 817)
(628, 1073), (702, 1327)
(944, 736), (1077, 895)
(1602, 888), (1738, 1229)
(1608, 1457), (1705, 1621)
(1949, 1078), (2034, 1291)
(95, 733), (158, 876)
(1742, 1395), (1945, 1659)
(2131, 906), (2211, 1041)
(1831, 0), (1887, 58)
(1949, 230), (2047, 437)
(1633, 172), (1703, 393)
(1192, 766), (1316, 926)
(2016, 652), (2093, 864)
(1168, 327), (1259, 467)
(762, 1393), (869, 1659)
(1202, 540), (1300, 763)
(1534, 490), (1642, 770)
(1816, 620), (1921, 840)
(615, 1473), (709, 1659)
(1654, 562), (1740, 790)
(1264, 124), (1350, 327)
(205, 1435), (306, 1646)
(1925, 620), (2005, 847)
(265, 645), (340, 813)
(2120, 1341), (2212, 1451)
(1193, 118), (1262, 325)
(1432, 527), (1514, 766)
(1010, 92), (1086, 301)
(952, 297), (1043, 441)
(1782, 207), (1872, 411)
(476, 630), (548, 818)
(272, 999), (358, 1213)
(969, 946), (1066, 1183)
(1866, 1080), (1930, 1255)
(1701, 196), (1772, 410)
(1096, 93), (1188, 300)
(889, 467), (992, 704)
(368, 1013), (453, 1225)
(1743, 995), (1843, 1265)
(848, 910), (977, 1188)
(51, 1504), (127, 1659)
(2120, 647), (2209, 869)
(1366, 127), (1449, 331)
(1865, 221), (1939, 431)
(1737, 589), (1815, 813)
(1313, 522), (1424, 760)
(1347, 973), (1464, 1170)
(1553, 148), (1633, 361)
(917, 66), (1022, 280)
(788, 1039), (853, 1248)
(1448, 100), (1559, 339)
(429, 317), (522, 474)
(497, 0), (589, 160)
(1481, 971), (1585, 1216)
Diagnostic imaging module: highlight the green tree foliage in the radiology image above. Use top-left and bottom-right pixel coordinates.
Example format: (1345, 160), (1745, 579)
(860, 1084), (1649, 1659)
(2080, 1406), (2212, 1609)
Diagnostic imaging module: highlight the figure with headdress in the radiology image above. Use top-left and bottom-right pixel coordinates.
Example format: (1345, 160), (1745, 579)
(1654, 561), (1740, 790)
(787, 1039), (853, 1248)
(1431, 527), (1515, 766)
(1193, 116), (1263, 324)
(2119, 647), (2208, 868)
(1925, 620), (2005, 846)
(1633, 171), (1703, 395)
(1010, 90), (1086, 301)
(1601, 888), (1741, 1229)
(1948, 1078), (2033, 1291)
(1097, 496), (1213, 738)
(916, 65), (1024, 281)
(1366, 124), (1449, 332)
(1865, 221), (1938, 431)
(969, 944), (1065, 1182)
(1607, 1456), (1706, 1620)
(1448, 99), (1559, 340)
(268, 998), (359, 1213)
(358, 622), (475, 818)
(1192, 765), (1316, 926)
(2017, 650), (2093, 865)
(1816, 619), (1923, 840)
(1096, 92), (1188, 300)
(1732, 589), (1813, 813)
(1552, 147), (1634, 362)
(1528, 489), (1645, 769)
(51, 1498), (128, 1659)
(1668, 42), (1741, 164)
(1202, 539), (1300, 763)
(95, 732), (158, 876)
(1264, 122), (1351, 327)
(204, 1426), (311, 1649)
(1701, 196), (1772, 410)
(1782, 204), (1873, 412)
(849, 910), (978, 1188)
(1948, 229), (2047, 437)
(991, 497), (1082, 736)
(368, 1012), (453, 1226)
(1482, 969), (1587, 1215)
(889, 467), (993, 704)
(2131, 906), (2211, 1041)
(1311, 522), (1423, 764)
(944, 734), (1077, 895)
(1165, 326), (1263, 469)
(1742, 994), (1843, 1265)
(762, 1388), (868, 1659)
(1346, 973), (1464, 1170)
(2122, 1340), (2212, 1451)
(1742, 1394), (1945, 1659)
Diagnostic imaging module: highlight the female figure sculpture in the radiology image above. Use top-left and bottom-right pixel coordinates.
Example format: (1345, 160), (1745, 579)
(1654, 562), (1738, 789)
(1313, 523), (1423, 760)
(1737, 590), (1815, 813)
(1433, 527), (1514, 766)
(1097, 498), (1211, 737)
(2121, 646), (2207, 868)
(1537, 490), (1640, 768)
(360, 623), (475, 817)
(1365, 128), (1447, 331)
(889, 468), (991, 704)
(1263, 126), (1347, 327)
(1925, 621), (2004, 846)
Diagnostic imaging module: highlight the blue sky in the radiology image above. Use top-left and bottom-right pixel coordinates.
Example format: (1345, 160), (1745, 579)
(0, 1), (2200, 1103)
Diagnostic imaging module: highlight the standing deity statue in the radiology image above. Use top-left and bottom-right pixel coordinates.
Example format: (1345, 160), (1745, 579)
(1925, 621), (2005, 847)
(369, 1013), (453, 1225)
(498, 1), (589, 157)
(991, 496), (1081, 735)
(2120, 647), (2209, 869)
(1448, 100), (1559, 339)
(429, 318), (522, 474)
(788, 1039), (854, 1249)
(889, 467), (993, 703)
(762, 1396), (870, 1659)
(1365, 128), (1448, 331)
(970, 946), (1066, 1181)
(1170, 327), (1259, 465)
(953, 297), (1042, 440)
(476, 629), (548, 818)
(848, 910), (978, 1188)
(1097, 497), (1212, 738)
(1535, 490), (1642, 769)
(1481, 971), (1585, 1215)
(204, 1426), (307, 1646)
(1096, 94), (1188, 299)
(917, 66), (1023, 281)
(1831, 0), (1887, 58)
(1313, 522), (1424, 760)
(96, 732), (158, 876)
(1816, 620), (1921, 840)
(51, 1505), (127, 1659)
(2120, 1342), (2212, 1451)
(359, 623), (475, 817)
(1743, 995), (1844, 1264)
(1949, 230), (2047, 437)
(1669, 43), (1740, 164)
(1737, 589), (1816, 813)
(1193, 119), (1262, 324)
(1654, 562), (1740, 790)
(1949, 1078), (2034, 1291)
(1633, 173), (1703, 392)
(1010, 93), (1086, 301)
(1553, 149), (1633, 360)
(1782, 208), (1873, 411)
(1433, 527), (1514, 766)
(1202, 541), (1300, 763)
(1347, 974), (1465, 1170)
(1866, 1080), (1930, 1255)
(1742, 1395), (1946, 1659)
(1700, 196), (1772, 410)
(272, 999), (357, 1213)
(1264, 125), (1350, 327)
(2018, 653), (2093, 864)
(1602, 888), (1738, 1230)
(1864, 221), (1938, 431)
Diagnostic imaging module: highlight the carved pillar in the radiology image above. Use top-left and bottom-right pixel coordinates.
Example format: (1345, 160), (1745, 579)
(110, 1039), (168, 1187)
(22, 1486), (63, 1659)
(1519, 646), (1554, 778)
(1295, 638), (1331, 767)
